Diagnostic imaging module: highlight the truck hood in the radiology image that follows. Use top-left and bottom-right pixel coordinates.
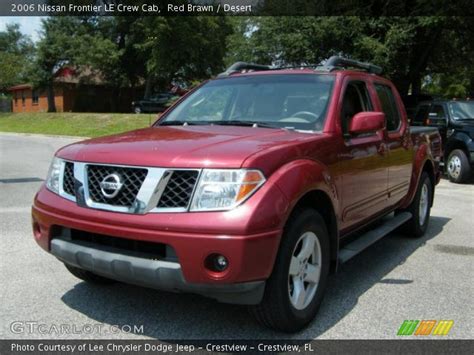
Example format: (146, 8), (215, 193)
(57, 126), (316, 169)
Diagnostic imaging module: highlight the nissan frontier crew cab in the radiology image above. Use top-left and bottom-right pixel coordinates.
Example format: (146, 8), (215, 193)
(32, 57), (442, 332)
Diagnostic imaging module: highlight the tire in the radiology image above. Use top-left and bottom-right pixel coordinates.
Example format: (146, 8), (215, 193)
(134, 106), (142, 114)
(446, 149), (471, 183)
(64, 264), (116, 285)
(397, 172), (432, 238)
(250, 208), (330, 332)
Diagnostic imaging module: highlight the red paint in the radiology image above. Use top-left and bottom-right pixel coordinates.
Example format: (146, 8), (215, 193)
(349, 112), (385, 134)
(32, 70), (441, 284)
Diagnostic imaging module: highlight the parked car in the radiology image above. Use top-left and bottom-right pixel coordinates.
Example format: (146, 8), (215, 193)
(131, 93), (178, 113)
(32, 57), (441, 332)
(413, 99), (474, 183)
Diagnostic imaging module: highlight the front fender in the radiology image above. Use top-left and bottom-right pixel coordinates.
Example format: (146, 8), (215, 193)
(271, 159), (340, 226)
(445, 132), (473, 161)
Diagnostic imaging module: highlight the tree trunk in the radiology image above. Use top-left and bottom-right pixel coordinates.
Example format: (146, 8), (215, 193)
(406, 26), (443, 97)
(47, 82), (56, 112)
(144, 76), (153, 99)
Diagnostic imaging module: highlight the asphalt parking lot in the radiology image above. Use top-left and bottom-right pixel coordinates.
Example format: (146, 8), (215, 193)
(1, 133), (473, 340)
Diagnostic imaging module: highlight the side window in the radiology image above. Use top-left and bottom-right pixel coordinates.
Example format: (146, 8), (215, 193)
(341, 81), (372, 134)
(375, 84), (401, 131)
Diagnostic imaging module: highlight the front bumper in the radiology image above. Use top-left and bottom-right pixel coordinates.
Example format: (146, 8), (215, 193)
(51, 238), (265, 304)
(32, 186), (286, 304)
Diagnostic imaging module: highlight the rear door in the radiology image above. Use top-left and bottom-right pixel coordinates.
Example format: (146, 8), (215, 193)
(374, 83), (413, 205)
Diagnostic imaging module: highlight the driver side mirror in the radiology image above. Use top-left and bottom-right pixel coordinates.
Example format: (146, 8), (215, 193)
(349, 112), (386, 135)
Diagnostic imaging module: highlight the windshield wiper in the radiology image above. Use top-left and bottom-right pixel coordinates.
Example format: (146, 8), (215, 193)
(212, 120), (280, 129)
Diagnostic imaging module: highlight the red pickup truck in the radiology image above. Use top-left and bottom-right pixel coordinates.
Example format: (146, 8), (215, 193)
(32, 57), (442, 332)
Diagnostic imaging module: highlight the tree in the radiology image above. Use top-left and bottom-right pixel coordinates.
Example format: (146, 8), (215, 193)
(32, 17), (85, 112)
(93, 16), (232, 100)
(226, 17), (364, 66)
(0, 24), (34, 93)
(351, 17), (463, 96)
(226, 16), (474, 96)
(71, 17), (127, 111)
(31, 15), (232, 112)
(138, 16), (232, 94)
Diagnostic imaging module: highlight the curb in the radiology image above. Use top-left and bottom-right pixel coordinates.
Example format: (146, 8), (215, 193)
(0, 132), (88, 140)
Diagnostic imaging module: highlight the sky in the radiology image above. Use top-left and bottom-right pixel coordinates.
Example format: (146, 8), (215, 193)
(0, 16), (44, 41)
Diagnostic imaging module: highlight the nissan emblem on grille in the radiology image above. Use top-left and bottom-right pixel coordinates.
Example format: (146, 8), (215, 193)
(99, 173), (123, 198)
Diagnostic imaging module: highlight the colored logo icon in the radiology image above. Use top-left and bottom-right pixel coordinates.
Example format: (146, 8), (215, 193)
(397, 320), (454, 336)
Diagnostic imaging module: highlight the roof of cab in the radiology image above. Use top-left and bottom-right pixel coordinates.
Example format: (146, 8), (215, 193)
(218, 56), (383, 79)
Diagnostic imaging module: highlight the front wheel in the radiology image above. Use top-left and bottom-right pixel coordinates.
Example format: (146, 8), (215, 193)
(250, 208), (330, 332)
(447, 149), (471, 183)
(134, 106), (142, 114)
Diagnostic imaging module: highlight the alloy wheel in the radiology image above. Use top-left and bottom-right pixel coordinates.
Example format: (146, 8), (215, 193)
(288, 231), (321, 310)
(419, 183), (429, 226)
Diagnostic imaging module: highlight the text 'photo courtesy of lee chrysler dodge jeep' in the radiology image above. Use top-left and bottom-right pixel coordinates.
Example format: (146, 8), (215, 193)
(32, 57), (442, 332)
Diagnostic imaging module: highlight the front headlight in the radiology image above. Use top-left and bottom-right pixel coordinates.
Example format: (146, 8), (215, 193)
(190, 169), (265, 211)
(46, 157), (63, 194)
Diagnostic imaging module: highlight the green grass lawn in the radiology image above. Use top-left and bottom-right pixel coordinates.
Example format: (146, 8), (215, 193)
(0, 112), (158, 137)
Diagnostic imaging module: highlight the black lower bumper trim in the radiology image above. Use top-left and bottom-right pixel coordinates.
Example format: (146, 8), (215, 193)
(50, 239), (265, 305)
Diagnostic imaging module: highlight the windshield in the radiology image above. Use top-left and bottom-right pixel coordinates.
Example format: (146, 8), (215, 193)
(158, 74), (335, 131)
(448, 101), (474, 120)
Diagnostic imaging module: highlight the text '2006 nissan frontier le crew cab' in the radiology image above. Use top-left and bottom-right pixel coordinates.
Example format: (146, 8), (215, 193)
(32, 57), (442, 332)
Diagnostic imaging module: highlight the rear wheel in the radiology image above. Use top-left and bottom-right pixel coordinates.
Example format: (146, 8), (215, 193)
(64, 264), (116, 284)
(397, 172), (432, 238)
(250, 209), (330, 332)
(447, 149), (471, 183)
(134, 106), (142, 114)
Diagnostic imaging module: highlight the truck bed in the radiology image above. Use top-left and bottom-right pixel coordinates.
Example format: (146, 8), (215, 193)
(410, 125), (443, 161)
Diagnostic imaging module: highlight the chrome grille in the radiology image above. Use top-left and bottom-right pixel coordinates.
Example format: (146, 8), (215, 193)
(157, 170), (199, 208)
(63, 162), (75, 196)
(87, 165), (148, 207)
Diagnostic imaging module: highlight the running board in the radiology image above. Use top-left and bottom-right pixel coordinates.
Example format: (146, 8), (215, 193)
(338, 212), (412, 263)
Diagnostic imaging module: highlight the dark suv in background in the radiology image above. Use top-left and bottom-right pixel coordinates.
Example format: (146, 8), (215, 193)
(413, 99), (474, 183)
